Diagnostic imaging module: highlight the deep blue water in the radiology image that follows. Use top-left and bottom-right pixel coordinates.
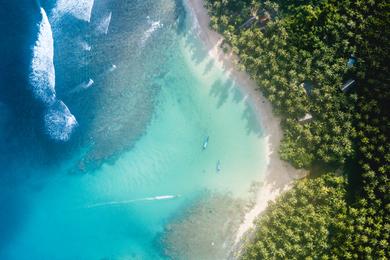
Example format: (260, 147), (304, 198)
(0, 1), (267, 259)
(1, 0), (181, 254)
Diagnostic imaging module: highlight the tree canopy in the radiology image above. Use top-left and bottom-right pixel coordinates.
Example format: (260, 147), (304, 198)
(205, 0), (389, 258)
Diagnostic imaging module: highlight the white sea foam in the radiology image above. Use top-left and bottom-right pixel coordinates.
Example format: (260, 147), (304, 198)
(29, 8), (56, 106)
(52, 0), (95, 22)
(85, 195), (179, 208)
(140, 17), (163, 47)
(85, 78), (94, 88)
(67, 78), (94, 95)
(44, 101), (78, 142)
(80, 40), (92, 51)
(96, 12), (112, 35)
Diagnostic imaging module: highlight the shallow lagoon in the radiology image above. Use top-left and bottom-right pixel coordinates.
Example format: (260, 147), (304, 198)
(0, 0), (267, 259)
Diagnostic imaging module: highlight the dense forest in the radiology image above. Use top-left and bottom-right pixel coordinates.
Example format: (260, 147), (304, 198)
(204, 0), (389, 258)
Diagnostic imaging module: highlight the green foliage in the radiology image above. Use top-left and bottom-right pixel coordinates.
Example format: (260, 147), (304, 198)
(241, 175), (390, 259)
(242, 174), (347, 259)
(205, 0), (390, 258)
(331, 199), (390, 259)
(205, 0), (367, 168)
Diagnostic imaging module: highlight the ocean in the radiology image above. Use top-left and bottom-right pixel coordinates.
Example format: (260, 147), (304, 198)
(0, 0), (267, 259)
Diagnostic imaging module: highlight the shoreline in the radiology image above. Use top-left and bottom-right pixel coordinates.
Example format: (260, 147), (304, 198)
(186, 0), (307, 248)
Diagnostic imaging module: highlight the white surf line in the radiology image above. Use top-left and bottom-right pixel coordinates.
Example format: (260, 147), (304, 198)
(29, 7), (56, 106)
(80, 40), (92, 51)
(85, 195), (180, 209)
(96, 11), (112, 35)
(139, 17), (163, 47)
(52, 0), (95, 23)
(44, 100), (78, 142)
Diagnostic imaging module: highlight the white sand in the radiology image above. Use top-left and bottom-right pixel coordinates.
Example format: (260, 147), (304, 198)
(186, 0), (307, 247)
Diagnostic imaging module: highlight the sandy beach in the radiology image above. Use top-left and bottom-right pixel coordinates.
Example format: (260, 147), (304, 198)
(186, 0), (307, 248)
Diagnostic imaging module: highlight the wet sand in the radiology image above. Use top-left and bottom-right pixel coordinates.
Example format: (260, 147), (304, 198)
(186, 0), (307, 249)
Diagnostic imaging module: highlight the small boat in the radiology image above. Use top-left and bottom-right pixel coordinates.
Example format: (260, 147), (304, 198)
(109, 64), (117, 72)
(84, 78), (94, 89)
(67, 78), (94, 95)
(216, 160), (221, 172)
(202, 136), (209, 150)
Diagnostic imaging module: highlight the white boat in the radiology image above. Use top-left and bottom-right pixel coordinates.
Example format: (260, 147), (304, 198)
(202, 136), (209, 150)
(216, 160), (221, 172)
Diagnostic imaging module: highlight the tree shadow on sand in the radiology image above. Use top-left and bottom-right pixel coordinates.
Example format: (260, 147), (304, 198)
(208, 78), (264, 138)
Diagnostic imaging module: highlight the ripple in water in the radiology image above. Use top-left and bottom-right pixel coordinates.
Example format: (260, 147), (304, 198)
(95, 11), (112, 35)
(20, 0), (181, 170)
(0, 1), (267, 259)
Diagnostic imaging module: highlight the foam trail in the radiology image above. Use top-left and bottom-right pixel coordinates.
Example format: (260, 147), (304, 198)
(96, 12), (112, 35)
(52, 0), (95, 22)
(67, 78), (94, 95)
(80, 40), (92, 51)
(44, 100), (78, 142)
(95, 64), (117, 78)
(29, 8), (56, 106)
(86, 195), (179, 208)
(108, 64), (117, 72)
(140, 16), (163, 47)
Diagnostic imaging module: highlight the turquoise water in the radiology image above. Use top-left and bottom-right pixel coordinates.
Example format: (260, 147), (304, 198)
(0, 1), (267, 259)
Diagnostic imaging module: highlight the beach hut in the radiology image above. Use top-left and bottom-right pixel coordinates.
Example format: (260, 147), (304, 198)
(259, 10), (271, 23)
(258, 9), (272, 30)
(239, 16), (257, 29)
(298, 113), (313, 123)
(341, 79), (356, 92)
(300, 81), (314, 96)
(347, 55), (357, 68)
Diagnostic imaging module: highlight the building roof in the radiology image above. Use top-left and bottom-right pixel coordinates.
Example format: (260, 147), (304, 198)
(347, 57), (357, 68)
(341, 79), (356, 92)
(259, 11), (271, 23)
(239, 16), (256, 29)
(298, 113), (313, 122)
(300, 81), (314, 95)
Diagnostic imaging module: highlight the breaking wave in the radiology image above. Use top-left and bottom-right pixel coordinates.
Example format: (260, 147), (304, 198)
(96, 12), (112, 35)
(52, 0), (95, 23)
(80, 40), (92, 51)
(44, 100), (78, 142)
(29, 7), (78, 142)
(140, 16), (163, 47)
(29, 8), (56, 106)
